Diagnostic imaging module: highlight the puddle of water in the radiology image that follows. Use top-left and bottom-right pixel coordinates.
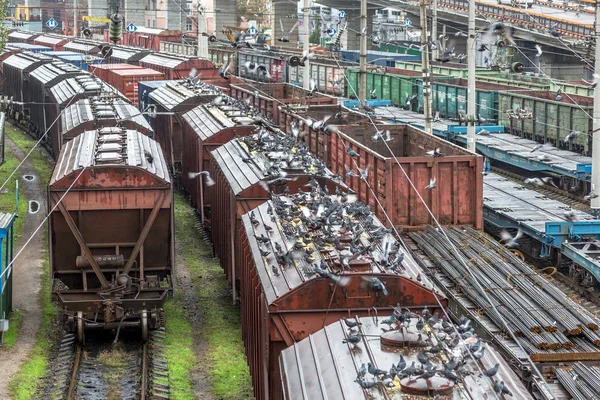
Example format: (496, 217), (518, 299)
(28, 200), (39, 214)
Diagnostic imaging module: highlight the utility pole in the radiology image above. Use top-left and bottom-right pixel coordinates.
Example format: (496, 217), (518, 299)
(420, 0), (432, 134)
(302, 0), (311, 90)
(431, 0), (438, 61)
(592, 0), (600, 211)
(73, 0), (77, 37)
(466, 0), (476, 152)
(358, 0), (367, 101)
(197, 5), (208, 58)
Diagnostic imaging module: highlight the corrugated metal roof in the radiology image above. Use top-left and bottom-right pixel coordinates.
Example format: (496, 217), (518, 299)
(140, 53), (188, 69)
(3, 52), (52, 71)
(148, 81), (219, 111)
(242, 192), (428, 304)
(49, 75), (124, 106)
(29, 61), (84, 85)
(280, 316), (533, 400)
(52, 128), (170, 185)
(35, 35), (67, 45)
(0, 213), (15, 230)
(110, 47), (150, 62)
(63, 41), (98, 53)
(8, 31), (36, 40)
(60, 98), (153, 135)
(211, 131), (342, 195)
(182, 104), (254, 141)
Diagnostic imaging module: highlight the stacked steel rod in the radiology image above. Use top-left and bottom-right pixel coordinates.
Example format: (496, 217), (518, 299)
(409, 227), (600, 352)
(555, 363), (600, 400)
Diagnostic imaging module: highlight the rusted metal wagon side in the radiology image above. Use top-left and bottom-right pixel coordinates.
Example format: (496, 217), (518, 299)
(180, 103), (256, 224)
(48, 128), (174, 342)
(240, 195), (448, 400)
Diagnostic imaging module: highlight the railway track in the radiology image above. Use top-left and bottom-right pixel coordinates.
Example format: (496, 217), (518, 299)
(490, 167), (593, 214)
(45, 329), (169, 400)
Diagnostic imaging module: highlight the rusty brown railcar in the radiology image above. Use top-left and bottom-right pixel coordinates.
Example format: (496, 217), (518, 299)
(49, 129), (174, 342)
(33, 34), (70, 51)
(229, 83), (338, 126)
(148, 81), (220, 179)
(46, 75), (127, 158)
(180, 104), (257, 224)
(208, 133), (348, 302)
(281, 115), (483, 229)
(28, 61), (87, 147)
(240, 194), (448, 400)
(59, 98), (153, 156)
(328, 124), (483, 228)
(1, 52), (53, 118)
(279, 316), (532, 400)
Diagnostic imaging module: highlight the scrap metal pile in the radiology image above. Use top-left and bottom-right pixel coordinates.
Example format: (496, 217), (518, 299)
(410, 227), (600, 353)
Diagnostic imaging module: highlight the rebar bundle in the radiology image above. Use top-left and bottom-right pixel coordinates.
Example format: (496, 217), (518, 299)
(409, 227), (600, 353)
(555, 363), (600, 400)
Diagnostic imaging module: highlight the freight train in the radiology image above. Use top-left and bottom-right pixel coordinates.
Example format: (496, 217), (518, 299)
(6, 29), (599, 157)
(1, 34), (599, 400)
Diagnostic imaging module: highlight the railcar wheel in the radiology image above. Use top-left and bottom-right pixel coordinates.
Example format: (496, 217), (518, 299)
(141, 310), (148, 343)
(76, 311), (85, 344)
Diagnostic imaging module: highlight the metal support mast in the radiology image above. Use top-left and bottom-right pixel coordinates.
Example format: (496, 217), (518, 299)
(359, 0), (367, 101)
(73, 0), (77, 37)
(197, 5), (208, 58)
(431, 0), (438, 60)
(302, 0), (311, 90)
(466, 0), (476, 152)
(592, 0), (600, 210)
(420, 0), (432, 134)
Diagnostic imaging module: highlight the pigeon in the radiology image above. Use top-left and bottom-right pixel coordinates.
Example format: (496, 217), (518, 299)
(260, 249), (271, 258)
(416, 365), (436, 381)
(584, 190), (599, 201)
(425, 177), (437, 190)
(472, 347), (485, 360)
(370, 88), (377, 99)
(343, 317), (362, 329)
(372, 130), (392, 142)
(564, 210), (579, 222)
(218, 57), (233, 79)
(144, 150), (153, 164)
(346, 147), (360, 157)
(271, 264), (279, 276)
(442, 366), (460, 383)
(425, 148), (443, 157)
(500, 229), (522, 248)
(342, 332), (362, 346)
(357, 363), (367, 378)
(397, 354), (406, 371)
(535, 44), (543, 57)
(583, 73), (599, 88)
(417, 351), (429, 368)
(368, 363), (387, 377)
(381, 315), (396, 327)
(484, 363), (499, 378)
(416, 317), (424, 332)
(279, 19), (298, 42)
(360, 276), (389, 296)
(455, 30), (467, 37)
(308, 78), (318, 95)
(345, 167), (358, 178)
(477, 129), (490, 136)
(354, 378), (377, 389)
(564, 130), (582, 143)
(469, 338), (482, 353)
(549, 24), (561, 38)
(357, 166), (369, 180)
(361, 101), (374, 113)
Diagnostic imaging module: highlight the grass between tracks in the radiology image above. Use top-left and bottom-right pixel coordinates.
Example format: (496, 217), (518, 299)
(4, 126), (58, 399)
(169, 194), (252, 400)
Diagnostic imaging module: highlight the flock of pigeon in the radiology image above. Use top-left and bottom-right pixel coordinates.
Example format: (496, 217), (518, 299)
(253, 183), (408, 284)
(344, 307), (514, 397)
